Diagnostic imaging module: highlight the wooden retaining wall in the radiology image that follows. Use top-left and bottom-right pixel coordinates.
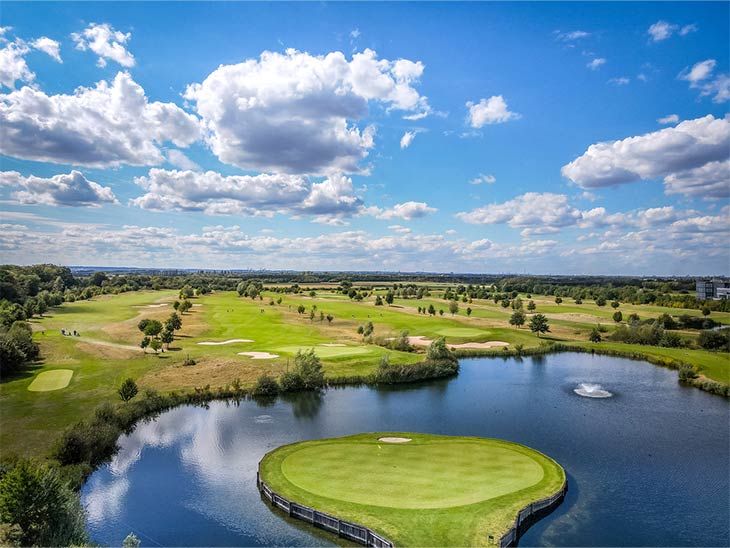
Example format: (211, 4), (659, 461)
(499, 479), (568, 547)
(257, 468), (394, 548)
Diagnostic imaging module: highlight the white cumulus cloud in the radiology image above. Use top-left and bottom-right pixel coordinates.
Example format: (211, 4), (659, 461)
(561, 115), (730, 192)
(469, 174), (496, 185)
(0, 71), (201, 167)
(184, 48), (430, 175)
(657, 114), (679, 125)
(71, 23), (134, 68)
(0, 170), (117, 206)
(648, 20), (678, 42)
(0, 39), (33, 88)
(366, 201), (437, 221)
(400, 131), (416, 149)
(32, 37), (62, 62)
(466, 96), (519, 127)
(587, 58), (606, 70)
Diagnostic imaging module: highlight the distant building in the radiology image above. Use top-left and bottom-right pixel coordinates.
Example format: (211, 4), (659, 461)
(696, 279), (730, 300)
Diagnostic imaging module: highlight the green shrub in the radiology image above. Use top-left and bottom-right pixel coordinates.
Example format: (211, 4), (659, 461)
(254, 375), (279, 396)
(279, 371), (305, 392)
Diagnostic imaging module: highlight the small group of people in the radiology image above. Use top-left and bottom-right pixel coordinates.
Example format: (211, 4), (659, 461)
(60, 328), (80, 337)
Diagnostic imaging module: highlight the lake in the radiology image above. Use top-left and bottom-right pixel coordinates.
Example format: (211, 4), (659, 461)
(82, 353), (730, 547)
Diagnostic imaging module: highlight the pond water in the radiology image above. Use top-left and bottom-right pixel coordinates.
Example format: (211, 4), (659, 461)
(82, 353), (729, 547)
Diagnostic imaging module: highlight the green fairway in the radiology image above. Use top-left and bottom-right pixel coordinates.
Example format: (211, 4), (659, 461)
(27, 370), (74, 392)
(259, 433), (566, 546)
(435, 327), (488, 338)
(276, 345), (373, 358)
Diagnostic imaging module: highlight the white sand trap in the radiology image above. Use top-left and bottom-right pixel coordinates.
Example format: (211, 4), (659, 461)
(197, 339), (253, 345)
(192, 303), (203, 307)
(238, 351), (279, 359)
(408, 336), (433, 346)
(378, 437), (412, 443)
(320, 343), (346, 347)
(132, 303), (169, 308)
(450, 341), (509, 349)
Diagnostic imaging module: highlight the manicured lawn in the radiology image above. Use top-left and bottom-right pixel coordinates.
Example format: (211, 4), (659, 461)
(260, 433), (566, 547)
(27, 369), (74, 392)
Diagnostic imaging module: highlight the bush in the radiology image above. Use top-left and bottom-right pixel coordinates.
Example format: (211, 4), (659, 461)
(118, 378), (138, 402)
(659, 332), (683, 348)
(678, 364), (697, 382)
(52, 420), (120, 467)
(697, 330), (730, 351)
(279, 371), (304, 392)
(426, 337), (456, 362)
(253, 375), (279, 396)
(0, 460), (87, 547)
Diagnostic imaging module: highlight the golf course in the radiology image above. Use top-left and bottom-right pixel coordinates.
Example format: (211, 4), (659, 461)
(258, 433), (566, 547)
(2, 283), (729, 462)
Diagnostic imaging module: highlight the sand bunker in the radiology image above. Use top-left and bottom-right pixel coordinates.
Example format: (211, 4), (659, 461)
(320, 343), (346, 347)
(378, 437), (412, 443)
(237, 351), (279, 359)
(450, 341), (509, 349)
(132, 303), (169, 308)
(406, 336), (432, 346)
(192, 303), (203, 307)
(197, 339), (253, 345)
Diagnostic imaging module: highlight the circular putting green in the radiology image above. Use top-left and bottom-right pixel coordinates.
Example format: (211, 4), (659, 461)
(435, 327), (488, 338)
(28, 369), (74, 392)
(259, 433), (566, 547)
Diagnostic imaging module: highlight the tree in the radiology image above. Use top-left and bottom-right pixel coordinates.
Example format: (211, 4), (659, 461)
(309, 309), (315, 321)
(589, 327), (602, 343)
(161, 328), (174, 349)
(596, 296), (607, 306)
(0, 460), (87, 547)
(375, 295), (383, 306)
(118, 378), (138, 401)
(294, 349), (325, 388)
(501, 299), (510, 308)
(165, 312), (182, 333)
(179, 285), (194, 299)
(140, 337), (150, 353)
(173, 300), (180, 311)
(90, 271), (108, 287)
(427, 337), (455, 362)
(702, 306), (711, 317)
(142, 320), (163, 338)
(555, 296), (563, 305)
(427, 304), (436, 316)
(385, 291), (394, 305)
(297, 304), (306, 315)
(179, 300), (192, 314)
(509, 311), (526, 328)
(611, 301), (620, 309)
(528, 314), (550, 337)
(527, 300), (536, 311)
(448, 300), (459, 316)
(150, 339), (162, 354)
(439, 309), (444, 316)
(466, 307), (472, 318)
(613, 311), (623, 323)
(574, 298), (583, 305)
(326, 314), (333, 324)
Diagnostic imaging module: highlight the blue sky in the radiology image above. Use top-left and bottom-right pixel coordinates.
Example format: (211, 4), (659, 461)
(0, 2), (728, 274)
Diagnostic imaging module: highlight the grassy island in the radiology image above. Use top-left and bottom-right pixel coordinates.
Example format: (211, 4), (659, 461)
(258, 433), (566, 547)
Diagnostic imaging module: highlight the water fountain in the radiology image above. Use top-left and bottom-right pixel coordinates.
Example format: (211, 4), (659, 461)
(574, 383), (613, 398)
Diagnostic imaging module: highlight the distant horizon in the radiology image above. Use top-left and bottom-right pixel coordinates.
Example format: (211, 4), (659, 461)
(1, 2), (728, 274)
(5, 262), (728, 279)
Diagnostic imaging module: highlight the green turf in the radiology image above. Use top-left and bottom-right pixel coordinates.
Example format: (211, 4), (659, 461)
(27, 370), (74, 392)
(260, 433), (566, 547)
(435, 327), (488, 338)
(276, 345), (373, 358)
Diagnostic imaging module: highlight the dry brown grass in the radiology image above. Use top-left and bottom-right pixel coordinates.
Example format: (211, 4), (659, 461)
(102, 306), (208, 343)
(140, 356), (286, 391)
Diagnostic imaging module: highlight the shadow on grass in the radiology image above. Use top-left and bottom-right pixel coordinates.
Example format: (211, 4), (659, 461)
(0, 360), (45, 384)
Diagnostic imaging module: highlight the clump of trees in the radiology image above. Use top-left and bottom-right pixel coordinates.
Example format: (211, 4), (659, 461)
(528, 314), (550, 337)
(376, 337), (458, 383)
(0, 321), (39, 377)
(138, 312), (183, 353)
(0, 460), (88, 547)
(236, 279), (264, 299)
